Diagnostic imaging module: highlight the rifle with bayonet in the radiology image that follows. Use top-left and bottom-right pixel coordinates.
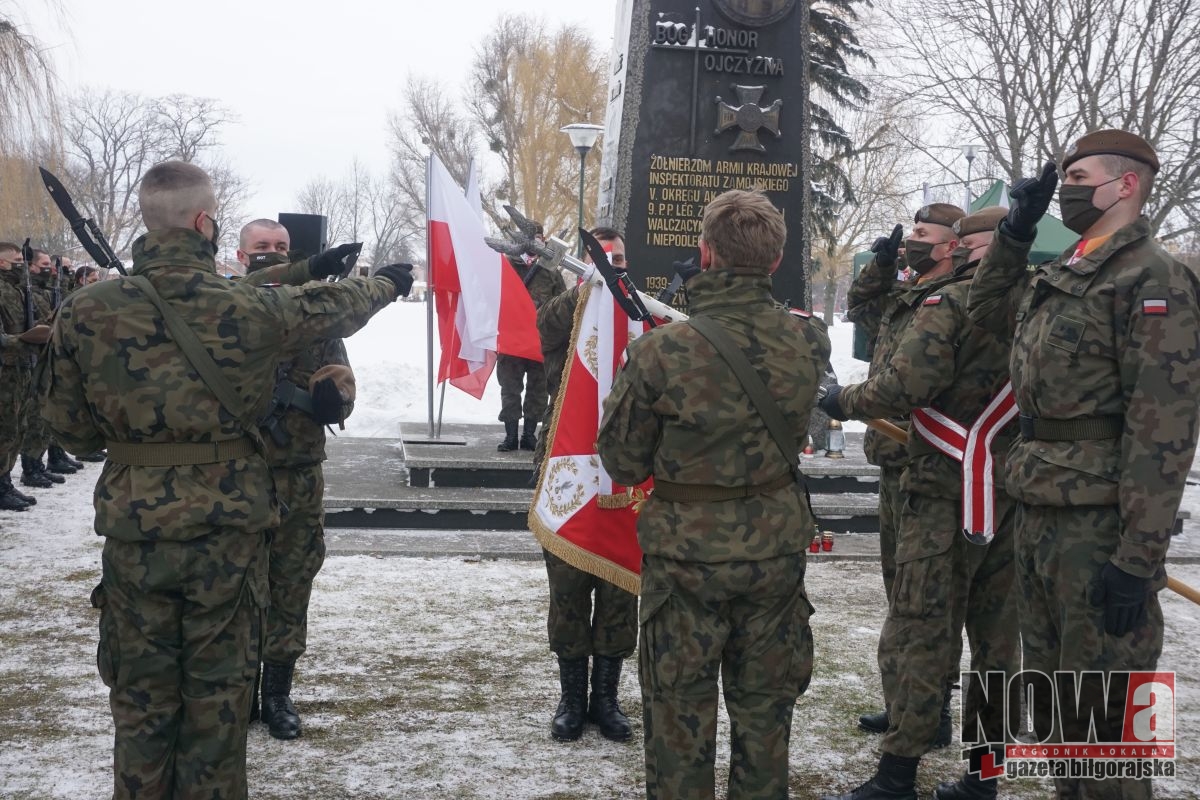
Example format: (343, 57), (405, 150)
(483, 205), (687, 325)
(39, 167), (127, 276)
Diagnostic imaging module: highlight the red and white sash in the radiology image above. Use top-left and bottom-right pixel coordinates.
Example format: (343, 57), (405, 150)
(910, 382), (1017, 543)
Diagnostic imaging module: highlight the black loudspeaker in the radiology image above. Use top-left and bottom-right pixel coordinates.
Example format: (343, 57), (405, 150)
(278, 213), (328, 259)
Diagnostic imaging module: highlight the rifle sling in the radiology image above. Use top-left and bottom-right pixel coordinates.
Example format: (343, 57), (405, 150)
(126, 275), (256, 435)
(687, 316), (801, 483)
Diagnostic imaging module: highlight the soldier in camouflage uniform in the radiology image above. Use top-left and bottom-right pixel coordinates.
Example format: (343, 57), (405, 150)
(0, 242), (50, 511)
(237, 218), (362, 740)
(39, 161), (412, 800)
(598, 191), (830, 800)
(20, 249), (84, 483)
(844, 205), (965, 739)
(967, 131), (1200, 800)
(819, 206), (1019, 800)
(535, 227), (640, 743)
(496, 226), (566, 452)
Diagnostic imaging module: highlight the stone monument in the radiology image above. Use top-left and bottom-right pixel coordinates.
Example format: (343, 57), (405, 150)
(597, 0), (812, 308)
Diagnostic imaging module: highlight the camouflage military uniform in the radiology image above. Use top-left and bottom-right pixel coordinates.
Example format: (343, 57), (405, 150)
(838, 261), (1020, 759)
(845, 254), (925, 599)
(19, 270), (54, 463)
(0, 268), (35, 478)
(533, 281), (579, 467)
(39, 228), (397, 799)
(497, 258), (565, 428)
(598, 269), (831, 800)
(242, 258), (354, 667)
(968, 219), (1200, 799)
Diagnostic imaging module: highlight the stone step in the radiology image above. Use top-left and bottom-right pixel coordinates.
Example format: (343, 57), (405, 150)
(323, 488), (880, 532)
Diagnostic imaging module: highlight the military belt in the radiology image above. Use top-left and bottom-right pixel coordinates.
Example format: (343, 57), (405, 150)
(652, 473), (795, 503)
(1018, 414), (1123, 441)
(105, 436), (257, 467)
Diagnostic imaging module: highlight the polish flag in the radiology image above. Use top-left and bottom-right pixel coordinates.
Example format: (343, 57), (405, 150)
(529, 266), (653, 594)
(427, 153), (541, 398)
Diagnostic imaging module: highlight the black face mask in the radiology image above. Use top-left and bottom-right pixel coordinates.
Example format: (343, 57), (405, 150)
(904, 239), (940, 275)
(951, 245), (974, 271)
(1059, 177), (1122, 235)
(202, 213), (221, 255)
(247, 252), (289, 273)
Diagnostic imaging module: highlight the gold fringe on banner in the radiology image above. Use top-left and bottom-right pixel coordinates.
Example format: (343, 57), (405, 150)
(527, 283), (643, 596)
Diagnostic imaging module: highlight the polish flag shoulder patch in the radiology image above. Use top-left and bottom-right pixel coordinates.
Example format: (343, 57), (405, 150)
(923, 295), (943, 306)
(1143, 299), (1169, 316)
(789, 307), (812, 318)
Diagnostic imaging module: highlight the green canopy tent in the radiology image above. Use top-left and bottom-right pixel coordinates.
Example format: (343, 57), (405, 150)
(969, 179), (1075, 263)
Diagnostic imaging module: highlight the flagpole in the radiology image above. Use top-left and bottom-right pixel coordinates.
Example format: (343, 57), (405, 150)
(425, 152), (436, 439)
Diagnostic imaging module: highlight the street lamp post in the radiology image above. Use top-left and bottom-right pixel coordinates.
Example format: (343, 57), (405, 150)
(959, 144), (979, 212)
(561, 123), (604, 257)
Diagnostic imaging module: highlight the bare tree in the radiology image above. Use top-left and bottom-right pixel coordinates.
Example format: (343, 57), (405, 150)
(295, 176), (349, 245)
(388, 73), (478, 241)
(155, 94), (232, 164)
(364, 170), (413, 267)
(468, 15), (607, 235)
(883, 0), (1200, 239)
(64, 89), (167, 254)
(207, 156), (251, 252)
(812, 103), (922, 323)
(0, 3), (60, 153)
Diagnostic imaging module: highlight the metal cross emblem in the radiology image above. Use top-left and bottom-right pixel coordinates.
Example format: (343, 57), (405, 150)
(714, 85), (782, 153)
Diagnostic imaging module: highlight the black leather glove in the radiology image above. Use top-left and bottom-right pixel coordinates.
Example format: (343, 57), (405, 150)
(818, 384), (849, 421)
(1089, 562), (1151, 637)
(672, 259), (702, 283)
(309, 242), (364, 280)
(1003, 161), (1058, 242)
(870, 224), (904, 269)
(376, 263), (415, 299)
(310, 377), (344, 425)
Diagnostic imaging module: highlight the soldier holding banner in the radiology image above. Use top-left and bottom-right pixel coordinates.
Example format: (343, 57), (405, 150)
(598, 190), (830, 800)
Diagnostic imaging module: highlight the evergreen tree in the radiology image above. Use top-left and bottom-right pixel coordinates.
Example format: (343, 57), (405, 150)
(808, 0), (872, 242)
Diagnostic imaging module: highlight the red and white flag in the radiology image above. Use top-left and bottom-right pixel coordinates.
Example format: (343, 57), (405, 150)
(427, 153), (541, 398)
(529, 269), (653, 594)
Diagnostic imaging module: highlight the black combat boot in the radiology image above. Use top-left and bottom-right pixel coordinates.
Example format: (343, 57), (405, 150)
(3, 472), (35, 506)
(933, 684), (953, 749)
(519, 417), (538, 451)
(260, 661), (301, 740)
(550, 656), (588, 741)
(859, 708), (889, 734)
(0, 474), (32, 511)
(588, 655), (632, 741)
(78, 450), (107, 463)
(20, 455), (54, 488)
(819, 753), (920, 800)
(46, 444), (80, 474)
(934, 747), (1001, 800)
(497, 420), (519, 452)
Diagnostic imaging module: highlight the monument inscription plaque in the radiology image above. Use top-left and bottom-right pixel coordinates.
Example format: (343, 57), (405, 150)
(598, 0), (811, 308)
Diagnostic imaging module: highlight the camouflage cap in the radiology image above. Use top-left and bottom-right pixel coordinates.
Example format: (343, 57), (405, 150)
(1062, 129), (1160, 173)
(952, 206), (1008, 237)
(914, 203), (967, 228)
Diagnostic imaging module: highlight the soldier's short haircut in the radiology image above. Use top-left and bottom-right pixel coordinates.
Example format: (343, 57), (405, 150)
(0, 242), (19, 257)
(701, 190), (786, 271)
(30, 248), (49, 261)
(589, 226), (624, 243)
(139, 161), (217, 231)
(239, 218), (288, 250)
(1101, 155), (1155, 205)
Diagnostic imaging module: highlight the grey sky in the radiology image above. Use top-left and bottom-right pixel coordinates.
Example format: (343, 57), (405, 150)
(32, 0), (618, 226)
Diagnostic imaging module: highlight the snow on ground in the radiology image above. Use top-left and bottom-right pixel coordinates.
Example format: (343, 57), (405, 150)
(2, 465), (1199, 798)
(341, 300), (869, 436)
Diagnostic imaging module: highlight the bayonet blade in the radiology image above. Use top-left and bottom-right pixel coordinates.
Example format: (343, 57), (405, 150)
(39, 167), (126, 274)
